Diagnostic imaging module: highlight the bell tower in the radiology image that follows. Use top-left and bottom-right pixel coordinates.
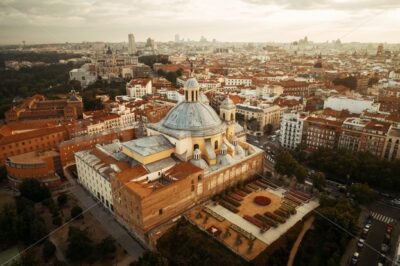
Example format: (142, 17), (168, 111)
(219, 97), (236, 140)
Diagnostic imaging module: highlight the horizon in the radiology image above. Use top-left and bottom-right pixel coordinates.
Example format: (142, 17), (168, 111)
(0, 0), (400, 45)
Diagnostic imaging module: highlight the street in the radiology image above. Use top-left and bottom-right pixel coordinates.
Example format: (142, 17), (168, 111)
(345, 201), (400, 266)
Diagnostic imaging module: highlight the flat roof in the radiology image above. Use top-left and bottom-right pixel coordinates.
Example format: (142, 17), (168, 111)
(122, 135), (174, 157)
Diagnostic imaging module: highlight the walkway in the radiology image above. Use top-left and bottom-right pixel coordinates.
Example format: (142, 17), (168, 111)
(287, 216), (315, 266)
(69, 185), (145, 260)
(63, 169), (144, 261)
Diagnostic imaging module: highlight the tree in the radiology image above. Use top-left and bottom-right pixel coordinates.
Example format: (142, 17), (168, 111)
(294, 165), (307, 184)
(42, 240), (56, 262)
(247, 117), (260, 131)
(263, 124), (273, 136)
(70, 206), (83, 220)
(349, 183), (376, 205)
(130, 251), (169, 266)
(332, 76), (357, 90)
(0, 166), (7, 182)
(57, 193), (68, 207)
(0, 204), (18, 250)
(96, 237), (116, 259)
(66, 227), (93, 262)
(19, 179), (51, 203)
(275, 151), (298, 176)
(311, 171), (326, 192)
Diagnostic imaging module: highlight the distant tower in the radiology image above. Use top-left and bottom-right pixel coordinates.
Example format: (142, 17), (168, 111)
(220, 97), (236, 141)
(174, 34), (180, 43)
(128, 33), (136, 55)
(377, 44), (384, 56)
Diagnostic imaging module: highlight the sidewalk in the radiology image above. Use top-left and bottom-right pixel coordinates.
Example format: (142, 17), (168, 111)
(66, 177), (145, 262)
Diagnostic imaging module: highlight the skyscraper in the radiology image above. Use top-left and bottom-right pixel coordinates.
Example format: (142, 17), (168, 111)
(175, 34), (180, 43)
(128, 33), (136, 55)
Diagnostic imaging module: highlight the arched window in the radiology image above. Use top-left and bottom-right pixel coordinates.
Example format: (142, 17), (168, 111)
(223, 113), (225, 120)
(194, 144), (199, 150)
(191, 91), (194, 101)
(214, 140), (218, 149)
(185, 91), (188, 101)
(231, 113), (234, 121)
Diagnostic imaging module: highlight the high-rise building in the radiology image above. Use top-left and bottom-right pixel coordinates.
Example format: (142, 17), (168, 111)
(128, 33), (136, 55)
(174, 34), (180, 43)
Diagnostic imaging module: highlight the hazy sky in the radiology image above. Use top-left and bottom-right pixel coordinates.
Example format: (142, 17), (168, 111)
(0, 0), (399, 44)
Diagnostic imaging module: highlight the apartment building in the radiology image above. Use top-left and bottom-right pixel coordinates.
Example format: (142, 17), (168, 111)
(236, 103), (281, 131)
(126, 78), (152, 98)
(279, 112), (306, 150)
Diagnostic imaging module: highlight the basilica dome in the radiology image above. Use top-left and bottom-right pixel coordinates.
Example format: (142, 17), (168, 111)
(148, 78), (225, 137)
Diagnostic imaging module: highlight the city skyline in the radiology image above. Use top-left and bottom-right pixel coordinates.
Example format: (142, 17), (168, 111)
(0, 0), (400, 45)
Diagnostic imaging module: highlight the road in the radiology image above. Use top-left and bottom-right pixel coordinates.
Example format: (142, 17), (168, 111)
(346, 201), (400, 266)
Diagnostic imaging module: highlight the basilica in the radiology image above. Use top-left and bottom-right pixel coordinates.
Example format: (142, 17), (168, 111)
(75, 78), (264, 246)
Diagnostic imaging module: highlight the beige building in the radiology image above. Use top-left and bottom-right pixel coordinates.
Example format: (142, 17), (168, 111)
(236, 103), (281, 132)
(75, 78), (264, 247)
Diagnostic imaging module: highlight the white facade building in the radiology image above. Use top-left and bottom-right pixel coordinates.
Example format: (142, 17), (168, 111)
(126, 79), (152, 98)
(279, 112), (305, 149)
(69, 63), (97, 88)
(75, 145), (117, 212)
(324, 96), (379, 114)
(225, 77), (252, 87)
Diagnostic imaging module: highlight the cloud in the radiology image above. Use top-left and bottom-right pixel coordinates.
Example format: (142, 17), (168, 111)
(242, 0), (400, 10)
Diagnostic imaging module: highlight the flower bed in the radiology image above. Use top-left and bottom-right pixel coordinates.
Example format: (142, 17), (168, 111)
(235, 190), (247, 197)
(224, 196), (241, 207)
(243, 215), (265, 229)
(264, 212), (286, 223)
(229, 193), (243, 202)
(219, 200), (239, 213)
(253, 196), (271, 206)
(254, 213), (278, 227)
(254, 180), (268, 189)
(241, 187), (252, 194)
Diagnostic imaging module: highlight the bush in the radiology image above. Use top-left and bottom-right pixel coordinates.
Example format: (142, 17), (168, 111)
(42, 240), (56, 262)
(96, 237), (116, 259)
(52, 216), (62, 226)
(19, 179), (51, 203)
(57, 193), (68, 207)
(70, 206), (83, 220)
(66, 227), (93, 262)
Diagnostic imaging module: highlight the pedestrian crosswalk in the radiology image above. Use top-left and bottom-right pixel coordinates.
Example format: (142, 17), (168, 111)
(370, 211), (395, 224)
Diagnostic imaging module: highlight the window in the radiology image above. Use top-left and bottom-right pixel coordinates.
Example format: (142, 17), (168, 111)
(159, 209), (163, 215)
(214, 140), (218, 149)
(194, 144), (199, 150)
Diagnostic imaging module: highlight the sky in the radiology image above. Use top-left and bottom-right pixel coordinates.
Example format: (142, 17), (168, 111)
(0, 0), (399, 45)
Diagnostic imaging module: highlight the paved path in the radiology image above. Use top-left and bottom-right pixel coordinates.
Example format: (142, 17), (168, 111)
(69, 184), (145, 260)
(287, 216), (315, 266)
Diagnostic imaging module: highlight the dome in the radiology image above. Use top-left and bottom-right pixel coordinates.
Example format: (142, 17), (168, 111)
(185, 78), (199, 90)
(220, 97), (235, 109)
(200, 92), (209, 104)
(161, 102), (225, 137)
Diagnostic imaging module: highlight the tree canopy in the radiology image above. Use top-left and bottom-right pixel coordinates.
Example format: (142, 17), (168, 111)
(19, 179), (51, 203)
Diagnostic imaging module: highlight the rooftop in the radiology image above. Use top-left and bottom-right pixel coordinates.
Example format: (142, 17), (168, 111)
(122, 135), (174, 157)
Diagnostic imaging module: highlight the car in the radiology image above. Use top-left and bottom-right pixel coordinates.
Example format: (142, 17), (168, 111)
(351, 252), (359, 264)
(357, 238), (365, 248)
(390, 199), (400, 206)
(363, 227), (370, 236)
(381, 243), (389, 253)
(364, 223), (371, 230)
(386, 224), (393, 234)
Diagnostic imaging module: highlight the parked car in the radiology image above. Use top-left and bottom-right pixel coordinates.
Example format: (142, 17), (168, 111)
(351, 252), (359, 264)
(390, 199), (400, 206)
(357, 238), (365, 248)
